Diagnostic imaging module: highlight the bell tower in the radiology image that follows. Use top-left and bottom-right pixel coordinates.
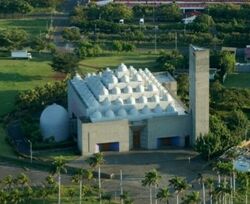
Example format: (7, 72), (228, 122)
(189, 45), (209, 145)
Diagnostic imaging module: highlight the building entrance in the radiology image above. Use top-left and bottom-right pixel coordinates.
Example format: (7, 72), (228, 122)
(97, 142), (119, 152)
(133, 130), (141, 149)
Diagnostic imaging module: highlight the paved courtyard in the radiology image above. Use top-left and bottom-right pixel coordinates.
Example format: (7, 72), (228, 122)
(69, 149), (213, 203)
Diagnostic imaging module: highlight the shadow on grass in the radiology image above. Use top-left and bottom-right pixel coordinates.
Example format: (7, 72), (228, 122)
(0, 90), (19, 116)
(0, 72), (42, 82)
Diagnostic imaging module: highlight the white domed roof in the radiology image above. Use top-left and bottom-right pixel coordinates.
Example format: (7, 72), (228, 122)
(127, 97), (136, 104)
(111, 87), (121, 94)
(129, 107), (138, 115)
(105, 109), (115, 118)
(123, 86), (133, 93)
(148, 84), (158, 91)
(154, 104), (163, 113)
(40, 103), (69, 142)
(133, 73), (143, 82)
(136, 85), (144, 93)
(114, 98), (124, 105)
(151, 95), (160, 103)
(121, 75), (130, 83)
(118, 63), (128, 72)
(92, 111), (102, 119)
(166, 103), (176, 113)
(101, 98), (111, 107)
(141, 106), (151, 114)
(73, 73), (82, 80)
(129, 66), (136, 73)
(138, 96), (147, 103)
(162, 94), (170, 101)
(117, 108), (127, 117)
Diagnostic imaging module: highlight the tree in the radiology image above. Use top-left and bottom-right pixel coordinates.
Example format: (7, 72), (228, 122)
(0, 28), (28, 50)
(197, 173), (206, 204)
(204, 177), (214, 204)
(219, 51), (236, 75)
(72, 168), (93, 204)
(50, 52), (79, 74)
(226, 110), (248, 140)
(120, 191), (134, 204)
(157, 187), (171, 204)
(158, 4), (182, 22)
(0, 189), (7, 204)
(169, 176), (189, 204)
(52, 156), (67, 204)
(193, 14), (215, 32)
(16, 173), (29, 190)
(62, 27), (81, 42)
(181, 191), (201, 204)
(142, 169), (162, 204)
(67, 188), (75, 203)
(87, 153), (105, 203)
(3, 175), (14, 191)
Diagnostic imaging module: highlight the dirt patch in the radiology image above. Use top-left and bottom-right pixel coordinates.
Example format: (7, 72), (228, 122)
(53, 72), (66, 80)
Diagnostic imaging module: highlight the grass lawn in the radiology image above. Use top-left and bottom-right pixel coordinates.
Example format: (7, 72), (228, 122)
(0, 58), (54, 116)
(0, 18), (49, 36)
(0, 124), (16, 157)
(224, 73), (250, 89)
(79, 52), (159, 74)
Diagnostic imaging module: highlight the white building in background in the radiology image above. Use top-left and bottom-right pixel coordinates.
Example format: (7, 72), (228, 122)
(182, 15), (197, 24)
(68, 45), (210, 155)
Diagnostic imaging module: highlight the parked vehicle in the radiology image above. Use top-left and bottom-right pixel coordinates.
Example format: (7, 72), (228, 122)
(11, 50), (32, 59)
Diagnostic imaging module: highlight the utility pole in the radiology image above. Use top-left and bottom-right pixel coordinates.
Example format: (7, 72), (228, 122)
(27, 140), (32, 163)
(154, 26), (158, 54)
(175, 32), (178, 50)
(120, 170), (123, 204)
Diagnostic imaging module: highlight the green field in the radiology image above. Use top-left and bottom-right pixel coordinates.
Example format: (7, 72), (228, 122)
(79, 53), (159, 74)
(0, 18), (49, 36)
(224, 73), (250, 88)
(0, 58), (54, 116)
(0, 124), (16, 157)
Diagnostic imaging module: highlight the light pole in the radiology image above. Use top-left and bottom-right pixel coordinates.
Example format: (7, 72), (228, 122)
(27, 140), (32, 163)
(154, 25), (158, 54)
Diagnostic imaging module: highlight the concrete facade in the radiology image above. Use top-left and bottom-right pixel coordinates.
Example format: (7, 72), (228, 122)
(146, 114), (191, 149)
(189, 45), (209, 145)
(78, 119), (130, 155)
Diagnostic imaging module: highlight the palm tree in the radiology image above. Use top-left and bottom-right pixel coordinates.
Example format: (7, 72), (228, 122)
(204, 177), (214, 204)
(142, 169), (162, 204)
(157, 187), (171, 204)
(0, 189), (8, 204)
(17, 173), (29, 190)
(214, 180), (231, 204)
(181, 191), (201, 204)
(67, 188), (76, 203)
(9, 189), (23, 204)
(52, 156), (67, 204)
(169, 176), (190, 204)
(87, 152), (104, 203)
(3, 175), (14, 191)
(37, 186), (49, 204)
(197, 173), (206, 204)
(237, 172), (249, 204)
(72, 168), (93, 204)
(120, 191), (134, 204)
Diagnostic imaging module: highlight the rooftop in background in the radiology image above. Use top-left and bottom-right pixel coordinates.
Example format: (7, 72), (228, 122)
(153, 72), (176, 84)
(70, 63), (186, 123)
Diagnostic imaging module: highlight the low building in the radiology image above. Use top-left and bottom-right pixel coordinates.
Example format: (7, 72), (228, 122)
(68, 45), (210, 155)
(245, 45), (250, 63)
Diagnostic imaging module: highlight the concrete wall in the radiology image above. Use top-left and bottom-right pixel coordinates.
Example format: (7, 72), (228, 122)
(146, 114), (191, 149)
(162, 81), (177, 95)
(189, 45), (209, 145)
(68, 82), (88, 118)
(78, 119), (130, 155)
